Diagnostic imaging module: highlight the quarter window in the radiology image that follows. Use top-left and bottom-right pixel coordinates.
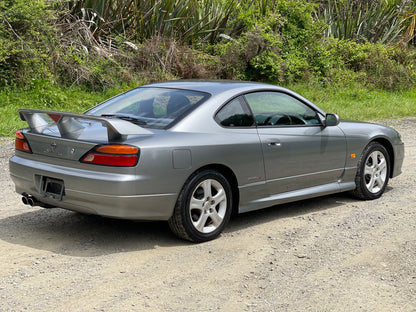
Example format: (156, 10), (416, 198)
(215, 97), (255, 127)
(244, 92), (320, 126)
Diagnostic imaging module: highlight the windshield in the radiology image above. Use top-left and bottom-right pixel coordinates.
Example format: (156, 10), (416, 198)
(86, 87), (210, 129)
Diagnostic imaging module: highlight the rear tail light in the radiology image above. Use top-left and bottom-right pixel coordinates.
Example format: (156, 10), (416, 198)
(80, 144), (139, 167)
(15, 130), (32, 153)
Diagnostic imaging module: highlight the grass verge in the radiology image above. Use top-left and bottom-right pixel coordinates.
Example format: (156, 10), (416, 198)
(0, 81), (126, 137)
(291, 83), (416, 121)
(1, 80), (415, 137)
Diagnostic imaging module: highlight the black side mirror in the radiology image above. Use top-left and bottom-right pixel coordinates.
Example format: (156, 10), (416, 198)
(325, 113), (340, 127)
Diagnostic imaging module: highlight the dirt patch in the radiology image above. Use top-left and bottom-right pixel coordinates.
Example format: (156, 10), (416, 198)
(0, 119), (415, 311)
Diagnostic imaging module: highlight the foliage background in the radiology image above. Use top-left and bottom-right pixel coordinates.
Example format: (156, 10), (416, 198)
(0, 0), (415, 135)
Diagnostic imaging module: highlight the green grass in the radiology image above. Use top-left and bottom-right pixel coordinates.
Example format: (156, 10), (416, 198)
(0, 81), (127, 137)
(290, 83), (416, 121)
(1, 80), (415, 137)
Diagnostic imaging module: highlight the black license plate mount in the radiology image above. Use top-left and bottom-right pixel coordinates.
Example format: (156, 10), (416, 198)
(41, 177), (65, 201)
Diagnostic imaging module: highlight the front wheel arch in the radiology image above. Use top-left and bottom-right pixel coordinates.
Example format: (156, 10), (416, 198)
(352, 141), (390, 200)
(372, 138), (395, 179)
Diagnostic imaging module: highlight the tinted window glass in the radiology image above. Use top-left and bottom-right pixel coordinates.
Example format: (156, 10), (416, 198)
(244, 92), (320, 126)
(216, 97), (254, 127)
(86, 87), (210, 129)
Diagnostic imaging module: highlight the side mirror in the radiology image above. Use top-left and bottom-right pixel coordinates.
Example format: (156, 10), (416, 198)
(325, 113), (340, 127)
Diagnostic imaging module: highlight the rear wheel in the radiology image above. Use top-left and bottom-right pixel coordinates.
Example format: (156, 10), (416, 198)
(168, 170), (232, 243)
(353, 142), (390, 200)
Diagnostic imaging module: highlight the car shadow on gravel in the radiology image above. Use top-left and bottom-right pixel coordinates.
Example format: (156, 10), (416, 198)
(0, 190), (390, 256)
(225, 191), (366, 234)
(0, 208), (186, 256)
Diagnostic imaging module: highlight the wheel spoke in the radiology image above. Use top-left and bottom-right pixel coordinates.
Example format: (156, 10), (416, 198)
(370, 151), (378, 163)
(209, 210), (224, 227)
(364, 165), (373, 176)
(378, 158), (387, 172)
(194, 213), (209, 232)
(202, 180), (212, 198)
(375, 175), (386, 189)
(190, 197), (204, 211)
(366, 175), (376, 191)
(212, 189), (226, 205)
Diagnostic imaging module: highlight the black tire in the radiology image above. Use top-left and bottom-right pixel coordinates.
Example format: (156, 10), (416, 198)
(352, 142), (390, 200)
(168, 169), (232, 243)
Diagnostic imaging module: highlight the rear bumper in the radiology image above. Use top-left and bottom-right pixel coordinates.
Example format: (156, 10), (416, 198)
(9, 155), (177, 220)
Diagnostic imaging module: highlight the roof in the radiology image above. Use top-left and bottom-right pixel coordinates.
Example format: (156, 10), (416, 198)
(144, 80), (280, 95)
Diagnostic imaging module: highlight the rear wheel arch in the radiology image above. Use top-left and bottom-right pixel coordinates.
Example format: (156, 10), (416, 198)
(190, 164), (240, 216)
(170, 164), (240, 218)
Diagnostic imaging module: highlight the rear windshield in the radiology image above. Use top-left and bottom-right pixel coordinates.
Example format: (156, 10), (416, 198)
(86, 87), (210, 129)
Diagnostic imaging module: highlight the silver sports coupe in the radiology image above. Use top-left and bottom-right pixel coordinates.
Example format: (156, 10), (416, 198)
(9, 80), (404, 242)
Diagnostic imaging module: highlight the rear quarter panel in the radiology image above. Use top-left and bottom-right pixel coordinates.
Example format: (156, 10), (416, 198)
(135, 129), (266, 202)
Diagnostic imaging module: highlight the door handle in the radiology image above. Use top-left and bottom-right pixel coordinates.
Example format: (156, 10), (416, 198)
(266, 138), (281, 147)
(268, 142), (281, 146)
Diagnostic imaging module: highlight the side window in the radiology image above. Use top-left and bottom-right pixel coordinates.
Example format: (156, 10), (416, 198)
(244, 92), (320, 126)
(215, 96), (255, 127)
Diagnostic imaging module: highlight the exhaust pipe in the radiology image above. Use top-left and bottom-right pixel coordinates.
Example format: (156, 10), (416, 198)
(21, 193), (55, 209)
(27, 196), (36, 206)
(22, 194), (29, 205)
(21, 193), (39, 207)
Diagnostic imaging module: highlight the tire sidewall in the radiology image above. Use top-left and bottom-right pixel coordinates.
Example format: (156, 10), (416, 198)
(356, 142), (390, 200)
(179, 170), (232, 242)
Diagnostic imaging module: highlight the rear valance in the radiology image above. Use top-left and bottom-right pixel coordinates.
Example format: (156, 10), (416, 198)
(18, 109), (153, 142)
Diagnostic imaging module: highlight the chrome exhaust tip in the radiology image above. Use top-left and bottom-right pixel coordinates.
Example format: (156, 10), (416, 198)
(22, 194), (29, 205)
(21, 193), (55, 209)
(21, 193), (38, 207)
(27, 196), (35, 206)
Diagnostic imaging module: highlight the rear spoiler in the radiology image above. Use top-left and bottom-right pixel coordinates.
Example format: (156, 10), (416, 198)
(18, 109), (153, 142)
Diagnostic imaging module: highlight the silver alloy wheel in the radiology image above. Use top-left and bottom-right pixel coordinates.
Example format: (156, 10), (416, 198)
(189, 179), (227, 233)
(364, 150), (387, 193)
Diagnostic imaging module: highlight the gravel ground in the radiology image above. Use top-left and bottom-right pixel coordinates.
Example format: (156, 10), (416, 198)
(0, 119), (415, 312)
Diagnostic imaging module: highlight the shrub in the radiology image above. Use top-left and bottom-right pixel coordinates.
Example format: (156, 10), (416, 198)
(323, 39), (416, 89)
(0, 0), (56, 86)
(215, 0), (326, 83)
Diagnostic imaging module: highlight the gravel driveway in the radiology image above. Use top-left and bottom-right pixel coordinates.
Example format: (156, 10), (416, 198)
(0, 119), (415, 312)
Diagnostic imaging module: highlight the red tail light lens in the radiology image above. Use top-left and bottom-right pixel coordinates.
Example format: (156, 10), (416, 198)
(80, 144), (139, 167)
(15, 130), (32, 153)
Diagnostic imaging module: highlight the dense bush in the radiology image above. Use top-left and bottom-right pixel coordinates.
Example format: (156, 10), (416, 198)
(213, 0), (326, 83)
(0, 0), (415, 90)
(0, 0), (55, 86)
(323, 40), (416, 89)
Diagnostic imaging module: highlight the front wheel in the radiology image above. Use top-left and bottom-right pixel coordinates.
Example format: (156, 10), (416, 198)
(352, 142), (390, 200)
(168, 170), (232, 243)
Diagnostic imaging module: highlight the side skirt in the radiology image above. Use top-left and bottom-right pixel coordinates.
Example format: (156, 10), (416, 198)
(238, 181), (356, 214)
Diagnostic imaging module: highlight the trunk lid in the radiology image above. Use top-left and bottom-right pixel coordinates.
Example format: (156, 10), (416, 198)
(18, 109), (153, 161)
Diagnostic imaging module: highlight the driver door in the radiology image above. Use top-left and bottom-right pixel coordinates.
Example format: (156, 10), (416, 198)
(244, 91), (347, 195)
